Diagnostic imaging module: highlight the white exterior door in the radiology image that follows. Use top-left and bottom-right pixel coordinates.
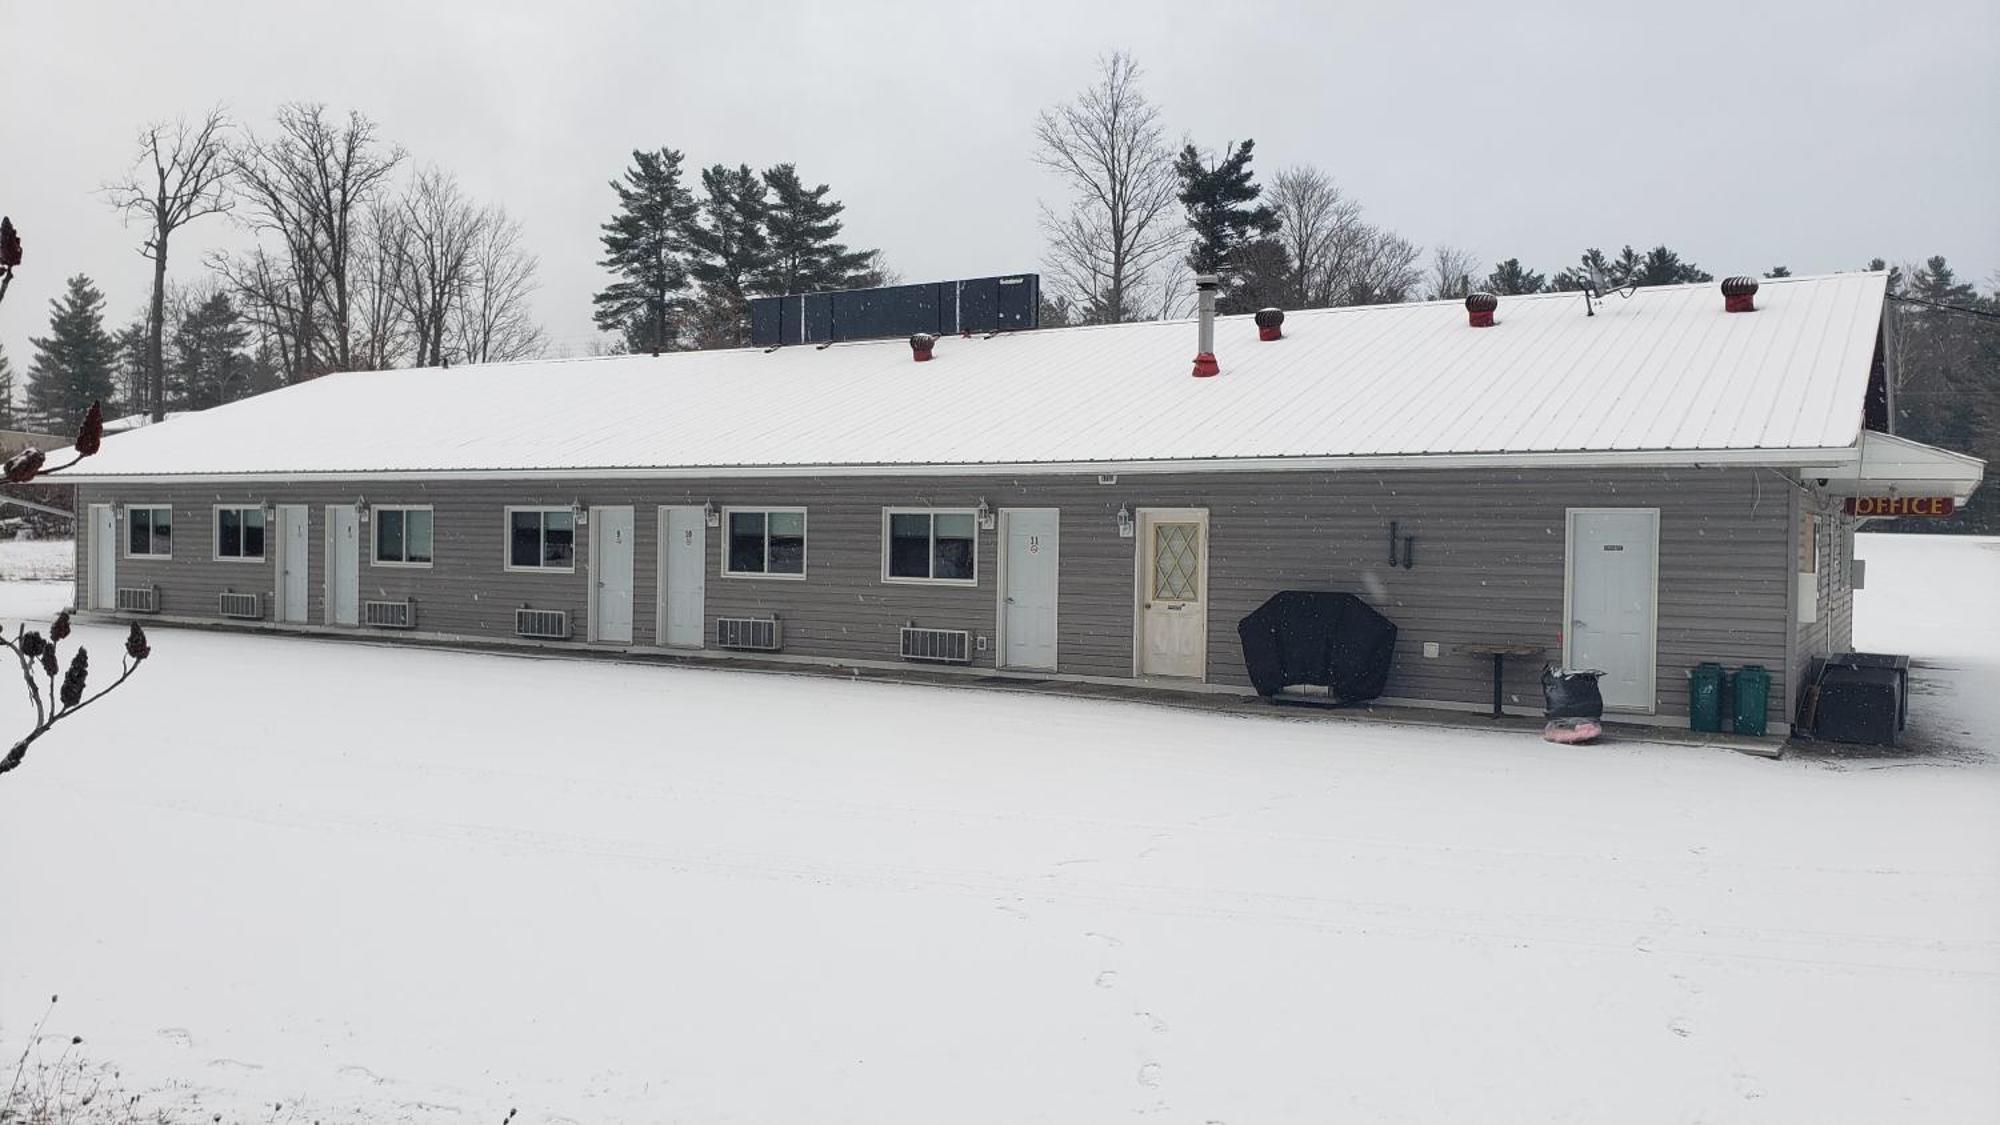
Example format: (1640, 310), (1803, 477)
(325, 505), (360, 626)
(1136, 508), (1208, 679)
(592, 506), (635, 644)
(90, 504), (117, 610)
(275, 504), (310, 623)
(658, 506), (706, 648)
(1000, 508), (1059, 671)
(1566, 508), (1660, 713)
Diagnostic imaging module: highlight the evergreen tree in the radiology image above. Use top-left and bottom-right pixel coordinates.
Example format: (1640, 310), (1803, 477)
(593, 148), (699, 354)
(25, 275), (117, 432)
(1633, 244), (1712, 286)
(1485, 258), (1547, 295)
(111, 318), (147, 417)
(1764, 266), (1792, 278)
(1866, 257), (1906, 296)
(684, 163), (773, 348)
(1551, 248), (1616, 291)
(1174, 139), (1283, 312)
(759, 164), (874, 296)
(170, 292), (260, 410)
(1909, 255), (1978, 306)
(0, 343), (16, 430)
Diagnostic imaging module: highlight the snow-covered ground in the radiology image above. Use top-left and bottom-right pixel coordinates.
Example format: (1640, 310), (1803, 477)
(2, 535), (1996, 1123)
(0, 536), (74, 582)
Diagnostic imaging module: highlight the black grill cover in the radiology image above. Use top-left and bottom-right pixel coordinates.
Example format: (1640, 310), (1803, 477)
(1237, 591), (1397, 701)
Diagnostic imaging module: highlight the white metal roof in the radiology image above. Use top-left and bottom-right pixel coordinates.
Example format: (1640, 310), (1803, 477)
(66, 272), (1897, 481)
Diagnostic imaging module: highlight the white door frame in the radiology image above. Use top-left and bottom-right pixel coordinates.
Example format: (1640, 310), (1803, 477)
(1131, 506), (1211, 681)
(588, 505), (636, 644)
(995, 507), (1060, 671)
(656, 505), (706, 649)
(273, 504), (310, 623)
(89, 504), (116, 610)
(1562, 506), (1661, 715)
(323, 504), (360, 626)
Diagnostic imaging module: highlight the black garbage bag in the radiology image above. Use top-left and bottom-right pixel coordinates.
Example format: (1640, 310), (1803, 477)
(1542, 666), (1605, 720)
(1237, 591), (1397, 702)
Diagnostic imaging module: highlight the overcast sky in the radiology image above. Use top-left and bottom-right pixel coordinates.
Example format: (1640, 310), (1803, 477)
(4, 0), (1996, 379)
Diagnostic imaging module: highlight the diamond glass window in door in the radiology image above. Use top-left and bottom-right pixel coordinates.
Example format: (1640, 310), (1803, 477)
(1152, 523), (1200, 601)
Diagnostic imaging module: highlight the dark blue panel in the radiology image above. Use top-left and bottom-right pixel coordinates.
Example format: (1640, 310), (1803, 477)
(833, 283), (943, 341)
(749, 297), (782, 347)
(995, 274), (1037, 330)
(802, 294), (833, 343)
(956, 278), (998, 334)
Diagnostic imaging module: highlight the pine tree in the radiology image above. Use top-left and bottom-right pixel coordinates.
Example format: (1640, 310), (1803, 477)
(593, 148), (699, 354)
(0, 343), (16, 430)
(760, 163), (874, 296)
(1485, 258), (1547, 295)
(1764, 266), (1792, 278)
(684, 164), (773, 348)
(25, 275), (117, 432)
(170, 292), (258, 410)
(1633, 245), (1712, 286)
(1174, 140), (1283, 312)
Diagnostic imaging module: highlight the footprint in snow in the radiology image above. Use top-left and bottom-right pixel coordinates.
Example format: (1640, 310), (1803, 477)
(338, 1064), (388, 1085)
(208, 1058), (263, 1072)
(1137, 1061), (1163, 1088)
(1084, 931), (1123, 948)
(1668, 1018), (1692, 1039)
(1134, 1010), (1169, 1034)
(156, 1028), (193, 1048)
(1094, 970), (1119, 989)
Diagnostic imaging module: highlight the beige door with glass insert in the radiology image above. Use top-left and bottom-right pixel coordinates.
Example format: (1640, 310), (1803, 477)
(1137, 508), (1208, 679)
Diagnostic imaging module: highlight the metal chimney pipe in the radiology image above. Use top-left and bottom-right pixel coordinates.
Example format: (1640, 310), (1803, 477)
(1191, 274), (1221, 378)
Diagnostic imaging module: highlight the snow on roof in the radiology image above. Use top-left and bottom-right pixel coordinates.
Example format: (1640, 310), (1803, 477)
(67, 272), (1889, 481)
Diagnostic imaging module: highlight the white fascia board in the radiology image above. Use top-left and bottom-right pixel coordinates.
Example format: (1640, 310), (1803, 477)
(55, 445), (1864, 486)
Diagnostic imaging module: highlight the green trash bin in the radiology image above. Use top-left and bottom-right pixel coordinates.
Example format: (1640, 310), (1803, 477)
(1689, 662), (1725, 732)
(1733, 665), (1770, 737)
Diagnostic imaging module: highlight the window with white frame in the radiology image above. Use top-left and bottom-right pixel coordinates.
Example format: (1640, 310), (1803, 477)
(724, 508), (806, 577)
(126, 506), (172, 558)
(507, 507), (575, 571)
(883, 509), (977, 584)
(213, 506), (266, 561)
(374, 505), (434, 567)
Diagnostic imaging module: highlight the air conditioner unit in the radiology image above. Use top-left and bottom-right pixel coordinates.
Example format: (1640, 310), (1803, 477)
(363, 599), (416, 629)
(900, 626), (972, 665)
(115, 586), (159, 614)
(218, 591), (263, 619)
(515, 608), (570, 640)
(715, 616), (781, 651)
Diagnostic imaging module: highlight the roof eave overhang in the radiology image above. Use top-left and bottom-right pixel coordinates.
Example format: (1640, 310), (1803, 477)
(55, 446), (1866, 486)
(1816, 430), (1986, 502)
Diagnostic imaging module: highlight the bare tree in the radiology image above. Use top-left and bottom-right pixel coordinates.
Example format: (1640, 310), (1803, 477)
(1033, 52), (1182, 323)
(1424, 245), (1482, 301)
(391, 168), (484, 368)
(1269, 166), (1362, 307)
(226, 104), (404, 381)
(449, 208), (545, 364)
(1345, 230), (1425, 305)
(102, 108), (232, 422)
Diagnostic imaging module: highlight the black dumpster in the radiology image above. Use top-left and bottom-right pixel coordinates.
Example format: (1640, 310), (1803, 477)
(1814, 666), (1902, 746)
(1237, 591), (1397, 702)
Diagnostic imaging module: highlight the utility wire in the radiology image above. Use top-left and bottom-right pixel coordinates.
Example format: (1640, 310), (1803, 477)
(1887, 294), (2000, 322)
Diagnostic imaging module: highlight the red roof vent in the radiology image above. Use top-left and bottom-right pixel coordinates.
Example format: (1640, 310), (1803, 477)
(1721, 276), (1759, 313)
(909, 333), (937, 362)
(1191, 274), (1221, 378)
(1255, 307), (1285, 341)
(1464, 292), (1498, 328)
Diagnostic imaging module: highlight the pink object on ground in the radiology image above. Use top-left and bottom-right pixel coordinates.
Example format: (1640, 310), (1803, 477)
(1543, 718), (1604, 744)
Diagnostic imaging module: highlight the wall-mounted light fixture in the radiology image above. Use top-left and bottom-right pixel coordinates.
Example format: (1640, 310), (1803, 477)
(571, 499), (588, 526)
(355, 496), (370, 522)
(703, 500), (720, 527)
(1116, 505), (1134, 539)
(976, 498), (995, 530)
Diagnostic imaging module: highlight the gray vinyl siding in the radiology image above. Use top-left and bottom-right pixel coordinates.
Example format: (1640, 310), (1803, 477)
(74, 465), (1794, 721)
(1795, 498), (1857, 665)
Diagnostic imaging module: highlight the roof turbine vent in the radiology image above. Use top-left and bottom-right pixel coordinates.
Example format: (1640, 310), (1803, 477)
(1464, 291), (1499, 328)
(1255, 307), (1285, 342)
(909, 333), (937, 362)
(1721, 276), (1759, 313)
